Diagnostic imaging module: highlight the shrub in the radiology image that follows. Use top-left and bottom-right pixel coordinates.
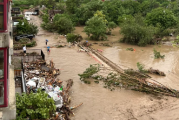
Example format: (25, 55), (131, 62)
(66, 33), (82, 43)
(16, 89), (56, 119)
(120, 15), (155, 46)
(153, 49), (165, 59)
(107, 22), (117, 35)
(26, 41), (36, 47)
(146, 8), (177, 29)
(137, 62), (147, 73)
(53, 14), (74, 34)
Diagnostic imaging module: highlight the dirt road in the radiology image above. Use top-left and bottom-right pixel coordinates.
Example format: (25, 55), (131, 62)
(30, 15), (179, 120)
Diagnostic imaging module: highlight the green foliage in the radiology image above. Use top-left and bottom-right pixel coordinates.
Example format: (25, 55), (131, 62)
(146, 7), (177, 29)
(16, 89), (56, 119)
(13, 0), (42, 10)
(156, 28), (172, 38)
(103, 72), (120, 91)
(66, 33), (82, 43)
(66, 0), (81, 14)
(40, 0), (56, 9)
(74, 0), (106, 25)
(107, 22), (117, 35)
(94, 10), (108, 24)
(172, 35), (179, 47)
(54, 15), (74, 34)
(42, 13), (49, 23)
(139, 0), (160, 16)
(153, 49), (165, 59)
(16, 19), (38, 35)
(41, 14), (74, 34)
(18, 38), (30, 44)
(84, 16), (107, 40)
(105, 0), (140, 24)
(120, 14), (156, 46)
(78, 64), (99, 83)
(56, 2), (66, 13)
(26, 40), (36, 47)
(118, 14), (134, 26)
(170, 1), (179, 16)
(137, 62), (147, 73)
(66, 33), (76, 43)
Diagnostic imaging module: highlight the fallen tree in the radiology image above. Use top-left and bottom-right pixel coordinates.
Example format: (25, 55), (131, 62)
(79, 64), (178, 97)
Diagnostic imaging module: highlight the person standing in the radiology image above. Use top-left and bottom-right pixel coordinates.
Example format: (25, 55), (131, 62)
(47, 46), (50, 53)
(23, 45), (26, 56)
(46, 39), (48, 45)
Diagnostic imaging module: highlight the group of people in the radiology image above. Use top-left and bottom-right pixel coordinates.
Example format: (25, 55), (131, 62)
(22, 39), (50, 56)
(22, 39), (97, 55)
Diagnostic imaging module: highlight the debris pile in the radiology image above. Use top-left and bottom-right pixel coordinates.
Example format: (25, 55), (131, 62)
(23, 59), (81, 120)
(14, 51), (40, 56)
(148, 67), (166, 76)
(82, 41), (92, 47)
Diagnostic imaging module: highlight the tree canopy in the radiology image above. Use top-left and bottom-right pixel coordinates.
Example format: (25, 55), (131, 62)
(32, 0), (179, 45)
(84, 15), (107, 40)
(146, 7), (177, 29)
(16, 19), (38, 35)
(120, 14), (156, 46)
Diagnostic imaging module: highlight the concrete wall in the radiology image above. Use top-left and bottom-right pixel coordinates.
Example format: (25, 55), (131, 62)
(0, 1), (16, 120)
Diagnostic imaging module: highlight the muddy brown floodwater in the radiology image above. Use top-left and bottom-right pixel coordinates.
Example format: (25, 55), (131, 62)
(29, 16), (179, 120)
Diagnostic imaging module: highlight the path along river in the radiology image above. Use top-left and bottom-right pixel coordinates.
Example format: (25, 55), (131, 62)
(30, 15), (179, 120)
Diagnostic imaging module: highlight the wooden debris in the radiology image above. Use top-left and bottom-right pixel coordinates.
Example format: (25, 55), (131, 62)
(22, 59), (80, 120)
(148, 67), (166, 76)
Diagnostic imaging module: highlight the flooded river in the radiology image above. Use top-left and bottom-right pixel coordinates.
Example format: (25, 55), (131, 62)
(30, 16), (179, 120)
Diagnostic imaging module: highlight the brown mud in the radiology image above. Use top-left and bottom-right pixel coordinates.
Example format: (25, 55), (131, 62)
(29, 16), (179, 120)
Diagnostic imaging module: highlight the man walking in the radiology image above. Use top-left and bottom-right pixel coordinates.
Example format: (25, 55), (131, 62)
(23, 45), (26, 56)
(46, 39), (48, 45)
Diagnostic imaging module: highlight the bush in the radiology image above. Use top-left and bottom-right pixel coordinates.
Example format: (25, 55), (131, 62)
(107, 21), (117, 35)
(66, 33), (82, 43)
(120, 15), (155, 46)
(153, 49), (165, 59)
(137, 62), (147, 73)
(41, 13), (74, 34)
(19, 38), (30, 44)
(26, 41), (36, 47)
(55, 17), (74, 34)
(146, 8), (177, 29)
(16, 89), (56, 119)
(13, 44), (23, 50)
(66, 33), (76, 43)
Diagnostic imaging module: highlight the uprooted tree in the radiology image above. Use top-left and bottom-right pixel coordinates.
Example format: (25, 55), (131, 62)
(79, 64), (176, 96)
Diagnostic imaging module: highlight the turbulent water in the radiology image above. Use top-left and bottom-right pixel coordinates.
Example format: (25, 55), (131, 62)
(30, 16), (179, 120)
